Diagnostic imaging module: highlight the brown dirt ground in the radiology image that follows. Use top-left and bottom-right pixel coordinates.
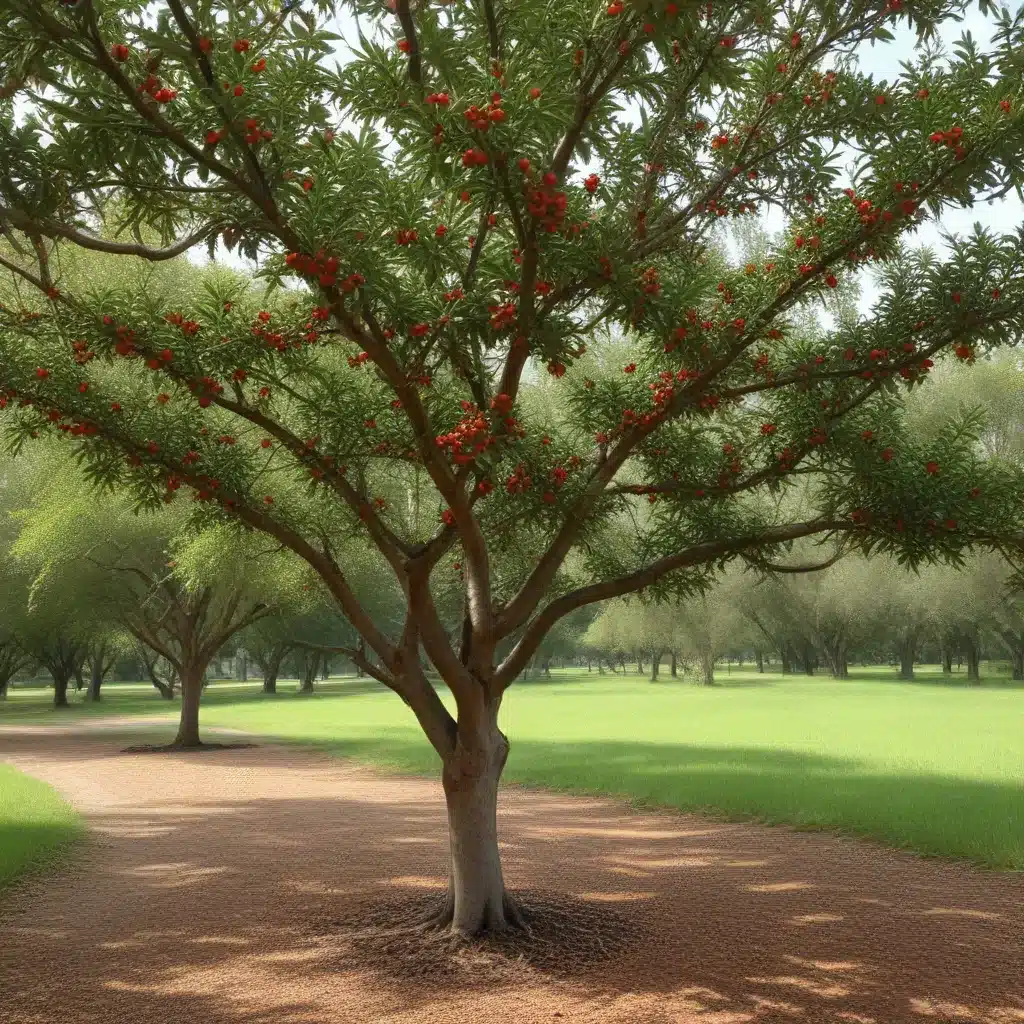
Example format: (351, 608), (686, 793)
(1, 723), (1023, 1024)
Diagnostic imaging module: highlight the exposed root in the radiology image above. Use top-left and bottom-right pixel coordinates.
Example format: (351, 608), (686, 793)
(317, 887), (642, 988)
(502, 893), (534, 937)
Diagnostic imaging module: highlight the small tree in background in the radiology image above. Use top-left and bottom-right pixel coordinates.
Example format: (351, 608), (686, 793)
(3, 0), (1024, 935)
(10, 458), (301, 741)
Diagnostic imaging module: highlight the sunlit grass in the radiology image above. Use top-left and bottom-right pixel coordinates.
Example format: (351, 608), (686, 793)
(3, 665), (1023, 868)
(0, 764), (83, 891)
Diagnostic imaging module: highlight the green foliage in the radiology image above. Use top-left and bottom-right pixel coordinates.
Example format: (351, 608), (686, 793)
(1, 0), (1024, 707)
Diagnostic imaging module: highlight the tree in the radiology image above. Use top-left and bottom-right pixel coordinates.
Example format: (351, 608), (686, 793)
(10, 462), (291, 741)
(3, 0), (1024, 937)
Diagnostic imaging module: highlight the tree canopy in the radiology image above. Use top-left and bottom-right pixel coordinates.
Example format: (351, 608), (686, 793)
(2, 0), (1024, 937)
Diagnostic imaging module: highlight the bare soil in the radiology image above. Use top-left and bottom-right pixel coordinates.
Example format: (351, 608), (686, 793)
(1, 723), (1022, 1023)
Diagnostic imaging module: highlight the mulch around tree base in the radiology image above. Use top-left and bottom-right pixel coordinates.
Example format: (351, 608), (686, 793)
(1, 726), (1022, 1024)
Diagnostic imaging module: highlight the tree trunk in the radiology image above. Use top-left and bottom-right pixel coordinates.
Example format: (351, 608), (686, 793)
(670, 650), (678, 678)
(441, 717), (511, 936)
(802, 644), (816, 676)
(825, 638), (848, 679)
(898, 631), (918, 681)
(964, 637), (981, 684)
(174, 668), (203, 747)
(650, 650), (664, 682)
(297, 652), (320, 693)
(781, 647), (793, 675)
(53, 673), (70, 708)
(1011, 649), (1024, 682)
(261, 648), (284, 693)
(699, 649), (715, 686)
(636, 655), (643, 675)
(755, 649), (764, 673)
(942, 646), (953, 674)
(86, 657), (103, 701)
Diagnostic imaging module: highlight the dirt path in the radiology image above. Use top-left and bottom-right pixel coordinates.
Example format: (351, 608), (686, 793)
(1, 725), (1022, 1024)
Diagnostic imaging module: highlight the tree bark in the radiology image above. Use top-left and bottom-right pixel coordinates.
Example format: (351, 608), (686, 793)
(825, 638), (848, 679)
(297, 652), (320, 693)
(174, 668), (203, 747)
(53, 673), (70, 708)
(699, 649), (715, 686)
(942, 645), (953, 674)
(261, 648), (284, 693)
(755, 649), (764, 673)
(964, 636), (981, 684)
(1011, 648), (1024, 682)
(670, 650), (678, 678)
(441, 715), (511, 936)
(87, 658), (103, 701)
(898, 630), (918, 681)
(781, 647), (793, 675)
(650, 649), (664, 681)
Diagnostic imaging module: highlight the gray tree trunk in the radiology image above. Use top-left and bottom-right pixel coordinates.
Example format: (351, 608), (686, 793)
(964, 637), (981, 683)
(650, 649), (664, 681)
(670, 650), (678, 677)
(441, 713), (511, 936)
(898, 631), (918, 681)
(699, 649), (715, 686)
(755, 649), (764, 673)
(86, 658), (103, 701)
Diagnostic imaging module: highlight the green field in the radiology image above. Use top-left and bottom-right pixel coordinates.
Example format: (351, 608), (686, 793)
(3, 667), (1023, 871)
(0, 763), (83, 892)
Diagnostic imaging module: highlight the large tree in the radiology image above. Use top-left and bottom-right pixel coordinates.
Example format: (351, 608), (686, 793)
(2, 0), (1024, 936)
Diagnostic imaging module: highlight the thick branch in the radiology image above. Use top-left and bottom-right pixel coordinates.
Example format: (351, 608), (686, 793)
(2, 209), (220, 262)
(495, 519), (851, 687)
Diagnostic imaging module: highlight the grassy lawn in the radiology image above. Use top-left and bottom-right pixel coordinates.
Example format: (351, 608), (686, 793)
(0, 763), (83, 892)
(3, 666), (1023, 869)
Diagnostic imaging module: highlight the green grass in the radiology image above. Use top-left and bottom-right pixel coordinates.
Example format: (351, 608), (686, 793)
(3, 666), (1023, 869)
(0, 763), (84, 891)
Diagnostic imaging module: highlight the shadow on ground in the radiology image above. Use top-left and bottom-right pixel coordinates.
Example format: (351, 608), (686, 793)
(1, 731), (1023, 1023)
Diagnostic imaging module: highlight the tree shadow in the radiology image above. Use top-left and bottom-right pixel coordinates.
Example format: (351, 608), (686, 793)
(1, 734), (1023, 1023)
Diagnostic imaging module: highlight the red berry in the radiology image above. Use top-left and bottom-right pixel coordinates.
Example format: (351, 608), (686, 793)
(518, 158), (531, 172)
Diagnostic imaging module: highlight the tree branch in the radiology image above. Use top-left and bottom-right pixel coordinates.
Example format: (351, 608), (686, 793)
(495, 519), (851, 687)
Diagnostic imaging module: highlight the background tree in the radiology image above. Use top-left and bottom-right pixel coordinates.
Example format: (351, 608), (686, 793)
(2, 0), (1024, 937)
(11, 466), (295, 740)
